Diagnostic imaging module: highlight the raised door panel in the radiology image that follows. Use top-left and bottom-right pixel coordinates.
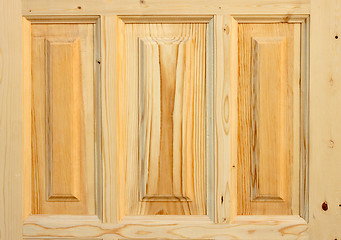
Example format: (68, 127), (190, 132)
(30, 23), (96, 215)
(114, 17), (213, 218)
(237, 23), (301, 215)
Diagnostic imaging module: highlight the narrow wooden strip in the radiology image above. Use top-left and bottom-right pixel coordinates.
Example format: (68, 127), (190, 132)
(215, 15), (232, 223)
(0, 0), (23, 239)
(94, 16), (103, 221)
(22, 0), (310, 15)
(23, 17), (32, 220)
(101, 15), (118, 224)
(206, 17), (215, 222)
(119, 15), (213, 23)
(232, 14), (309, 23)
(299, 18), (310, 221)
(23, 216), (308, 239)
(24, 15), (99, 23)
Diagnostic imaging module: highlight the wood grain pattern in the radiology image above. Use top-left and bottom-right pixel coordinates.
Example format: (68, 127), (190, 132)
(46, 39), (82, 201)
(101, 15), (118, 224)
(138, 36), (205, 215)
(23, 215), (308, 239)
(114, 17), (208, 217)
(22, 0), (309, 15)
(237, 23), (300, 215)
(0, 0), (23, 239)
(214, 15), (232, 223)
(250, 36), (288, 202)
(309, 0), (341, 239)
(29, 23), (96, 214)
(299, 18), (309, 222)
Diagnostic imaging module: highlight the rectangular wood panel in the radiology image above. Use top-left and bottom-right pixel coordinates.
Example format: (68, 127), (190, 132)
(46, 39), (81, 201)
(30, 23), (96, 214)
(237, 23), (300, 215)
(115, 17), (210, 218)
(139, 37), (192, 202)
(250, 37), (288, 201)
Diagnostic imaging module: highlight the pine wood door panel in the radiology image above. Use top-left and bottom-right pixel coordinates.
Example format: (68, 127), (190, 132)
(115, 18), (210, 217)
(30, 23), (96, 215)
(237, 23), (301, 215)
(19, 14), (311, 240)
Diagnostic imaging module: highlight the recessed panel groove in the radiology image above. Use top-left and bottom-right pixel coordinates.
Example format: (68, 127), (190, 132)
(30, 23), (95, 215)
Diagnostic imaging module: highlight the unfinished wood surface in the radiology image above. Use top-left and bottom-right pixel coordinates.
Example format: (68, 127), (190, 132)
(101, 15), (118, 224)
(22, 0), (309, 15)
(114, 17), (208, 217)
(0, 0), (23, 239)
(23, 215), (308, 239)
(214, 15), (233, 223)
(250, 36), (289, 202)
(139, 37), (194, 211)
(29, 23), (95, 214)
(309, 0), (341, 239)
(237, 23), (300, 215)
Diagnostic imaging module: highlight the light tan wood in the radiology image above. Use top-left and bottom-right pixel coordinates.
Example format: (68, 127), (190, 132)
(115, 17), (208, 217)
(250, 36), (289, 201)
(237, 23), (300, 215)
(22, 0), (309, 15)
(47, 38), (82, 201)
(299, 18), (310, 221)
(0, 0), (23, 239)
(23, 215), (308, 239)
(309, 0), (341, 239)
(19, 13), (313, 240)
(214, 15), (232, 223)
(27, 23), (96, 214)
(23, 17), (32, 220)
(101, 15), (118, 224)
(3, 0), (341, 237)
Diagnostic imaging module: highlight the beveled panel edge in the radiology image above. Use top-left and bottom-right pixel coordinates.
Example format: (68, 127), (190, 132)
(23, 15), (99, 23)
(230, 14), (310, 222)
(119, 15), (214, 23)
(232, 14), (309, 23)
(22, 16), (103, 221)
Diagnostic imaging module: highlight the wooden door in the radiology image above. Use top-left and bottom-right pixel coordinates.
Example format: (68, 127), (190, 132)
(1, 0), (341, 240)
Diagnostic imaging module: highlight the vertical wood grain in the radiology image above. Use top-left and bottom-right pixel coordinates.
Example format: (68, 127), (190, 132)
(237, 23), (299, 215)
(30, 23), (96, 215)
(0, 0), (23, 239)
(299, 20), (310, 221)
(136, 24), (207, 216)
(206, 18), (215, 222)
(139, 38), (191, 200)
(114, 18), (209, 217)
(310, 0), (341, 238)
(101, 15), (119, 224)
(23, 17), (32, 220)
(215, 15), (232, 223)
(250, 36), (288, 201)
(46, 39), (82, 201)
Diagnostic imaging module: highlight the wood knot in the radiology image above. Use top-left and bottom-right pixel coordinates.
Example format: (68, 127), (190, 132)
(77, 6), (82, 10)
(322, 201), (328, 211)
(328, 139), (335, 148)
(330, 77), (334, 86)
(223, 25), (230, 35)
